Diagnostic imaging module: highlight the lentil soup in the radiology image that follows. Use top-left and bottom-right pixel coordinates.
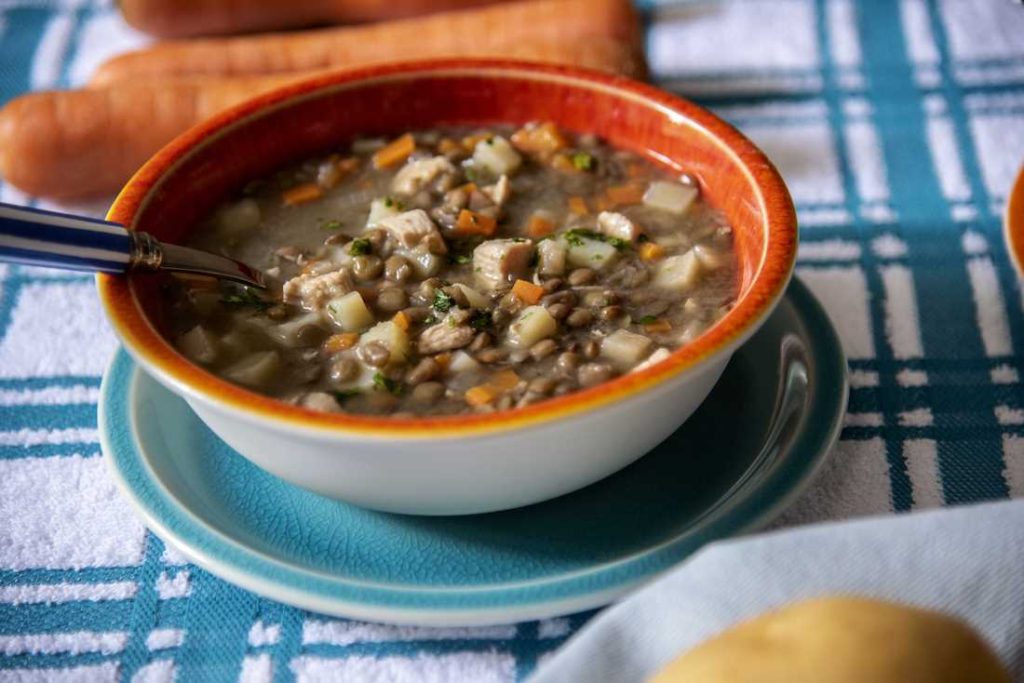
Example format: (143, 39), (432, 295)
(165, 123), (738, 416)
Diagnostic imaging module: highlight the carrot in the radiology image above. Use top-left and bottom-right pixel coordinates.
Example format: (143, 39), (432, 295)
(392, 310), (411, 331)
(639, 242), (665, 261)
(118, 0), (506, 39)
(324, 332), (360, 353)
(438, 137), (461, 155)
(488, 369), (520, 391)
(510, 122), (567, 154)
(526, 214), (555, 239)
(511, 279), (544, 304)
(605, 182), (646, 206)
(567, 196), (588, 215)
(282, 182), (323, 205)
(465, 384), (497, 407)
(372, 133), (416, 169)
(550, 153), (579, 174)
(433, 352), (452, 370)
(643, 319), (672, 334)
(454, 209), (497, 237)
(91, 0), (644, 84)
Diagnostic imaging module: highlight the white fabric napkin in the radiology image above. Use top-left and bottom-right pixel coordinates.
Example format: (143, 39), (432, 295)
(530, 499), (1024, 682)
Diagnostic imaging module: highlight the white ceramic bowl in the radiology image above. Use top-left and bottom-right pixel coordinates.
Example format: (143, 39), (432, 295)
(98, 60), (797, 514)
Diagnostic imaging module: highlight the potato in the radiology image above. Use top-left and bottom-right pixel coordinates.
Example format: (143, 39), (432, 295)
(472, 136), (522, 176)
(325, 291), (374, 332)
(566, 236), (619, 271)
(601, 329), (653, 370)
(453, 283), (490, 309)
(361, 321), (410, 365)
(649, 597), (1010, 683)
(448, 350), (481, 374)
(178, 325), (219, 364)
(507, 305), (557, 348)
(400, 246), (444, 279)
(537, 239), (566, 276)
(642, 181), (698, 215)
(653, 251), (702, 291)
(223, 351), (280, 389)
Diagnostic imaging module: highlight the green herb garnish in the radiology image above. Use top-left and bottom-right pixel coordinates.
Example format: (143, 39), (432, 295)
(372, 372), (403, 395)
(332, 390), (361, 402)
(321, 219), (343, 231)
(432, 289), (455, 313)
(423, 314), (438, 325)
(564, 228), (630, 250)
(639, 315), (659, 325)
(451, 254), (472, 265)
(349, 238), (372, 256)
(464, 167), (479, 182)
(221, 288), (273, 310)
(469, 309), (492, 331)
(572, 152), (594, 171)
(607, 236), (629, 251)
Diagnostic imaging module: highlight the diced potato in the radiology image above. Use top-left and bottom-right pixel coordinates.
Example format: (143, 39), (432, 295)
(325, 291), (374, 332)
(472, 136), (522, 176)
(653, 251), (702, 291)
(214, 198), (260, 238)
(453, 283), (490, 309)
(266, 312), (324, 345)
(178, 325), (219, 364)
(566, 237), (620, 271)
(633, 347), (672, 373)
(643, 181), (698, 215)
(299, 392), (341, 412)
(601, 329), (654, 370)
(366, 197), (400, 228)
(399, 246), (444, 278)
(507, 305), (557, 348)
(448, 350), (481, 374)
(481, 175), (511, 206)
(361, 321), (410, 366)
(538, 239), (566, 276)
(223, 351), (280, 389)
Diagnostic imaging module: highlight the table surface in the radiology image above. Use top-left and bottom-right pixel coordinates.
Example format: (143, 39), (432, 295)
(1, 0), (1023, 681)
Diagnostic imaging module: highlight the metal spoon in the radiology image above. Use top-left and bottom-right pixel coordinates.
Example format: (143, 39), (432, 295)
(0, 202), (265, 288)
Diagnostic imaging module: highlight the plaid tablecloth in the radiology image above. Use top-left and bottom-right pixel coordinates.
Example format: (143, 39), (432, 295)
(1, 0), (1023, 680)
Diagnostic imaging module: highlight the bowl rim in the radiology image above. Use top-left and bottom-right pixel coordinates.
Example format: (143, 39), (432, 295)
(1004, 162), (1024, 279)
(97, 58), (798, 440)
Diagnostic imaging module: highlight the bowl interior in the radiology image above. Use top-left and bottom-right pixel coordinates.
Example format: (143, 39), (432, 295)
(103, 62), (795, 434)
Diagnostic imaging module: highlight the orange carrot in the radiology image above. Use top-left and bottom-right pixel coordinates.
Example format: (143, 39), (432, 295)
(437, 137), (461, 155)
(488, 369), (520, 391)
(639, 242), (665, 261)
(605, 182), (646, 206)
(465, 384), (497, 407)
(550, 153), (579, 174)
(454, 209), (497, 237)
(91, 0), (645, 84)
(392, 310), (411, 331)
(511, 122), (567, 153)
(643, 319), (672, 334)
(568, 196), (588, 215)
(118, 0), (506, 39)
(511, 279), (544, 305)
(324, 332), (360, 353)
(282, 182), (323, 205)
(372, 133), (416, 169)
(526, 214), (555, 239)
(434, 352), (452, 370)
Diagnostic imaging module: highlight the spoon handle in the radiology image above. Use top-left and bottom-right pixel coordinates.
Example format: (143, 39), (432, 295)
(0, 202), (135, 274)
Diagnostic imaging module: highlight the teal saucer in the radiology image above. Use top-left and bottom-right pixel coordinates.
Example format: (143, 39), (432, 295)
(100, 278), (846, 626)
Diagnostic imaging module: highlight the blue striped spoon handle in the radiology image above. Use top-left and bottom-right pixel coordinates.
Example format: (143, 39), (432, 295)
(0, 202), (264, 288)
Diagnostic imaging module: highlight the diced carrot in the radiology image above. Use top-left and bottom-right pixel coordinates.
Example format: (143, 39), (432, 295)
(644, 319), (673, 334)
(639, 242), (665, 261)
(592, 194), (615, 212)
(392, 310), (410, 331)
(438, 137), (460, 155)
(626, 161), (646, 178)
(510, 122), (567, 153)
(337, 156), (360, 174)
(511, 279), (544, 305)
(489, 369), (521, 392)
(461, 132), (492, 151)
(605, 182), (646, 206)
(372, 133), (416, 169)
(458, 182), (478, 195)
(550, 153), (578, 173)
(465, 384), (497, 407)
(324, 332), (359, 353)
(526, 214), (555, 239)
(434, 353), (451, 371)
(282, 182), (323, 206)
(454, 209), (497, 236)
(568, 196), (588, 215)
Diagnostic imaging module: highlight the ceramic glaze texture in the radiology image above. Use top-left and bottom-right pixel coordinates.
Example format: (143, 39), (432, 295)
(97, 60), (797, 513)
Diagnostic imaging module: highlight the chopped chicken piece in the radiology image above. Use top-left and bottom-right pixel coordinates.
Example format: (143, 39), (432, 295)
(379, 209), (447, 253)
(481, 175), (511, 207)
(390, 156), (457, 196)
(472, 239), (535, 290)
(417, 322), (475, 354)
(282, 268), (353, 310)
(597, 211), (644, 242)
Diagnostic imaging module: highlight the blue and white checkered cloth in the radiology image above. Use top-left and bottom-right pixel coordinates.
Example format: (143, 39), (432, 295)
(1, 0), (1023, 680)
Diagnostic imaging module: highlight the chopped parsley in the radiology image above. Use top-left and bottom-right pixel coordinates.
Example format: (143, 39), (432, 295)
(639, 315), (659, 325)
(572, 152), (594, 171)
(564, 228), (630, 251)
(464, 167), (479, 182)
(450, 254), (472, 265)
(432, 289), (455, 313)
(607, 236), (629, 250)
(321, 219), (343, 231)
(469, 309), (492, 331)
(220, 287), (273, 310)
(332, 390), (361, 402)
(348, 238), (372, 256)
(423, 313), (438, 326)
(372, 372), (403, 395)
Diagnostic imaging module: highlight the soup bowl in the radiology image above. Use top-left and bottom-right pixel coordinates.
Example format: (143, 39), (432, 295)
(98, 59), (797, 515)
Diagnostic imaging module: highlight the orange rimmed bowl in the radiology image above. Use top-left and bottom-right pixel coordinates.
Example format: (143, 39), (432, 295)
(98, 59), (797, 515)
